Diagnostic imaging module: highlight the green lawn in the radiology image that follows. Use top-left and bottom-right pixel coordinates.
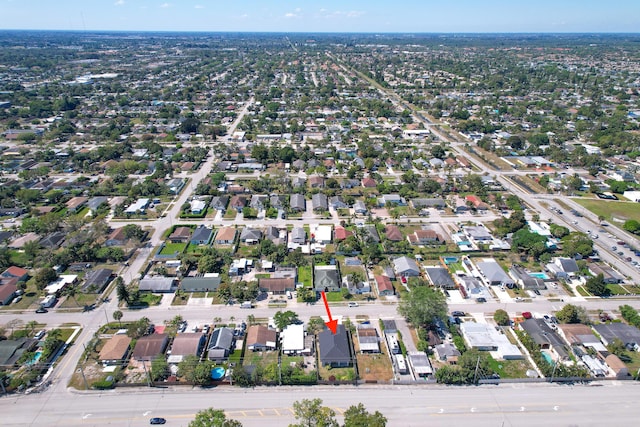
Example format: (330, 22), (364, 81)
(576, 286), (590, 297)
(607, 284), (630, 295)
(323, 292), (345, 302)
(160, 242), (187, 255)
(487, 356), (531, 379)
(574, 198), (640, 223)
(59, 293), (100, 308)
(135, 293), (162, 306)
(298, 266), (312, 287)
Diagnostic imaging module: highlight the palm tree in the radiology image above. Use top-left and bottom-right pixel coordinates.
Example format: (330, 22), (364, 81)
(25, 320), (38, 337)
(112, 310), (123, 326)
(63, 284), (80, 306)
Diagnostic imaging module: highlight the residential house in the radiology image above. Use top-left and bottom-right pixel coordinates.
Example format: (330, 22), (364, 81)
(334, 226), (353, 241)
(362, 225), (380, 243)
(210, 195), (229, 212)
(290, 194), (306, 212)
(240, 227), (262, 244)
(314, 265), (341, 292)
(313, 225), (332, 244)
(411, 198), (446, 209)
(39, 232), (65, 249)
(0, 338), (38, 368)
(125, 198), (150, 214)
(190, 199), (207, 215)
(98, 335), (132, 366)
(384, 225), (403, 242)
(461, 323), (523, 360)
(190, 225), (213, 246)
(66, 196), (88, 213)
(589, 264), (624, 284)
(270, 195), (286, 210)
(407, 351), (433, 377)
(208, 327), (235, 361)
(87, 196), (108, 214)
(290, 227), (306, 245)
(425, 267), (456, 289)
(476, 259), (515, 287)
(264, 226), (285, 245)
(375, 275), (395, 296)
(408, 229), (442, 245)
(465, 195), (489, 210)
(138, 276), (177, 293)
(169, 333), (206, 363)
(168, 226), (192, 243)
(291, 176), (306, 188)
(434, 343), (461, 364)
(250, 194), (268, 210)
(81, 268), (113, 293)
(508, 265), (546, 290)
(312, 193), (328, 212)
(361, 177), (377, 188)
(181, 274), (222, 292)
(281, 323), (314, 355)
(246, 325), (277, 351)
(132, 334), (169, 361)
(214, 227), (236, 245)
(229, 195), (247, 213)
(259, 277), (295, 295)
(592, 323), (640, 348)
(378, 194), (406, 206)
(318, 324), (352, 367)
(308, 175), (325, 188)
(546, 257), (580, 279)
(105, 227), (128, 247)
(519, 319), (569, 360)
(353, 200), (367, 214)
(393, 256), (420, 277)
(356, 326), (380, 353)
(329, 196), (348, 209)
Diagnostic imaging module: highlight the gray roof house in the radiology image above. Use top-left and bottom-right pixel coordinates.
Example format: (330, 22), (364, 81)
(291, 227), (306, 244)
(411, 198), (446, 209)
(250, 194), (268, 210)
(425, 267), (456, 289)
(353, 200), (367, 214)
(190, 225), (214, 246)
(312, 193), (328, 212)
(592, 323), (640, 348)
(210, 195), (229, 211)
(290, 194), (306, 212)
(240, 227), (262, 244)
(519, 319), (569, 360)
(270, 195), (286, 209)
(314, 265), (341, 292)
(208, 327), (235, 361)
(318, 324), (352, 367)
(87, 196), (108, 214)
(264, 226), (285, 245)
(81, 268), (113, 293)
(362, 225), (380, 243)
(138, 276), (177, 293)
(181, 274), (222, 292)
(393, 256), (420, 277)
(476, 259), (515, 287)
(509, 265), (546, 290)
(329, 196), (348, 209)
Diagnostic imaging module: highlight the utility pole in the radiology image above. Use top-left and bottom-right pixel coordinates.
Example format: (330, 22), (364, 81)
(77, 367), (89, 390)
(473, 355), (481, 384)
(142, 360), (152, 387)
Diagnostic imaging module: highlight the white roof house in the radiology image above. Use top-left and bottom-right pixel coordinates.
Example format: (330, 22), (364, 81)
(281, 324), (311, 355)
(460, 322), (522, 360)
(45, 275), (77, 295)
(312, 225), (332, 244)
(125, 198), (150, 214)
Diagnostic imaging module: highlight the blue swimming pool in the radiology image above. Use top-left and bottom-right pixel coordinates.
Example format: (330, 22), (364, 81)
(27, 350), (43, 366)
(541, 351), (555, 366)
(529, 272), (550, 280)
(443, 257), (459, 264)
(211, 367), (226, 380)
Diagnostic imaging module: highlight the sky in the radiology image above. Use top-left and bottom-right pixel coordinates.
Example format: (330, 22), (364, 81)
(0, 0), (638, 33)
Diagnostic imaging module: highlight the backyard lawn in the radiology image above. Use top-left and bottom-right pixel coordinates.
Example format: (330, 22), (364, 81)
(355, 340), (394, 382)
(159, 242), (187, 255)
(297, 266), (312, 287)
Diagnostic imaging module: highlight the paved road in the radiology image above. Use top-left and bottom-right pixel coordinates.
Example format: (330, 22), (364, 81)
(4, 382), (640, 426)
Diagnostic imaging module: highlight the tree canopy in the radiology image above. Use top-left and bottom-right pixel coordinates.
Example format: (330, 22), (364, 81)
(188, 408), (242, 427)
(397, 285), (447, 329)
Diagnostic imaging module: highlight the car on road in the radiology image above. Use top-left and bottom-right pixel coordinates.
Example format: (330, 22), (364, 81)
(451, 311), (466, 317)
(475, 297), (487, 303)
(150, 418), (166, 425)
(348, 302), (359, 307)
(35, 307), (48, 313)
(514, 297), (524, 302)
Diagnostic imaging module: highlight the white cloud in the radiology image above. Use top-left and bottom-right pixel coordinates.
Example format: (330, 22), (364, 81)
(160, 2), (170, 8)
(114, 0), (125, 5)
(320, 10), (365, 19)
(194, 4), (204, 9)
(285, 12), (297, 18)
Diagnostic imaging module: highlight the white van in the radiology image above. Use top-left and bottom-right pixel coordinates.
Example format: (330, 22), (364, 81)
(240, 301), (253, 309)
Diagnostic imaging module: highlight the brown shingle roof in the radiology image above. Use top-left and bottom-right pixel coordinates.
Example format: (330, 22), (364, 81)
(98, 335), (132, 361)
(246, 325), (277, 348)
(259, 277), (295, 293)
(132, 334), (168, 361)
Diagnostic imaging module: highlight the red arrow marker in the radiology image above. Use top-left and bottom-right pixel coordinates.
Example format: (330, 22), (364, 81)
(321, 291), (338, 334)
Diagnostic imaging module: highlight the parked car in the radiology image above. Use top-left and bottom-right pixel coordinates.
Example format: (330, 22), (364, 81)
(522, 312), (533, 319)
(35, 307), (48, 314)
(475, 297), (487, 303)
(348, 302), (359, 307)
(452, 311), (466, 317)
(150, 418), (166, 425)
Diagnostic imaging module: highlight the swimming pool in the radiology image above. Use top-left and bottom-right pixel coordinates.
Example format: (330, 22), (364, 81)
(27, 350), (43, 366)
(541, 351), (555, 366)
(443, 257), (459, 264)
(529, 272), (549, 280)
(211, 367), (226, 380)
